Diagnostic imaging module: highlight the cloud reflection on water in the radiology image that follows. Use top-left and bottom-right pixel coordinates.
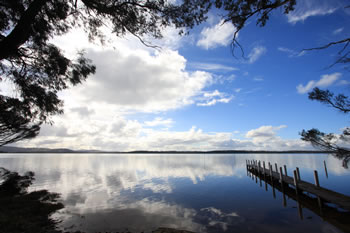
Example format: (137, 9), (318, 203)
(0, 153), (349, 232)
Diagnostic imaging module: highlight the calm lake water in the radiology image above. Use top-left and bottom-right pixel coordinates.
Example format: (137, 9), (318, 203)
(0, 153), (349, 233)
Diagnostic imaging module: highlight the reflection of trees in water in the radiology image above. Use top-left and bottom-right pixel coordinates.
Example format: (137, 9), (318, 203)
(0, 167), (63, 233)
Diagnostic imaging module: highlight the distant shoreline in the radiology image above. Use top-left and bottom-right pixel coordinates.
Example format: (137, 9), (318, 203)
(0, 146), (330, 154)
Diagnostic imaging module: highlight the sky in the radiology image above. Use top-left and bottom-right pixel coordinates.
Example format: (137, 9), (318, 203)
(13, 0), (350, 151)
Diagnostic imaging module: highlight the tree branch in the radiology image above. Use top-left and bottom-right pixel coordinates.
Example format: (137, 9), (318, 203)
(0, 0), (47, 60)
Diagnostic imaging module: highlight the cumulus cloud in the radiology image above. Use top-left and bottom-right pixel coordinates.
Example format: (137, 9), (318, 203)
(296, 72), (341, 94)
(247, 46), (267, 64)
(246, 125), (287, 139)
(74, 49), (213, 112)
(16, 117), (311, 152)
(197, 20), (236, 49)
(286, 0), (340, 24)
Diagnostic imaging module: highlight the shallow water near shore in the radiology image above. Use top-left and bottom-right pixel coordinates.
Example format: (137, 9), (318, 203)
(0, 153), (349, 233)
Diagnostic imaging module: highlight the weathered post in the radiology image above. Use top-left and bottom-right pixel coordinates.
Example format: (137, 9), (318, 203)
(263, 161), (266, 179)
(275, 163), (278, 173)
(284, 165), (288, 176)
(293, 170), (299, 195)
(314, 170), (320, 187)
(279, 167), (284, 185)
(296, 167), (301, 181)
(269, 164), (273, 182)
(314, 170), (323, 211)
(324, 160), (328, 178)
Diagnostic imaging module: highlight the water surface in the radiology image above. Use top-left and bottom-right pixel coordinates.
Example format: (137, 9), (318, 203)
(0, 153), (349, 233)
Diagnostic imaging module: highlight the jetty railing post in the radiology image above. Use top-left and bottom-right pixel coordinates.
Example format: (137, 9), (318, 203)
(269, 164), (273, 182)
(275, 163), (278, 173)
(279, 167), (284, 185)
(324, 160), (328, 178)
(296, 167), (301, 181)
(314, 170), (320, 187)
(263, 161), (266, 179)
(314, 170), (323, 211)
(284, 165), (287, 176)
(293, 170), (299, 195)
(294, 169), (303, 220)
(280, 166), (287, 207)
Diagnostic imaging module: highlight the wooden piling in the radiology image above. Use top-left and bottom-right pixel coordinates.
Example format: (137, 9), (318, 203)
(269, 164), (273, 182)
(279, 167), (284, 184)
(263, 161), (266, 174)
(293, 170), (299, 195)
(275, 163), (278, 173)
(284, 165), (287, 176)
(314, 170), (320, 187)
(296, 167), (301, 181)
(324, 160), (328, 178)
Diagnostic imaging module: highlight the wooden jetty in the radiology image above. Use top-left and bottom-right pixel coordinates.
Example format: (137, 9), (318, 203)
(247, 165), (350, 233)
(246, 159), (350, 211)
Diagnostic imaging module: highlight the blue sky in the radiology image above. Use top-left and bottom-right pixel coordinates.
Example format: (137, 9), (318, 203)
(13, 0), (350, 151)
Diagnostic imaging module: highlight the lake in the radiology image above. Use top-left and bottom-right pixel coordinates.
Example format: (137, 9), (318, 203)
(0, 153), (349, 233)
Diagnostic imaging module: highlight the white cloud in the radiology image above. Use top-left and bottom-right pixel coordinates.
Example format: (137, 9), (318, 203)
(297, 72), (341, 94)
(145, 25), (189, 50)
(333, 27), (344, 35)
(197, 20), (236, 49)
(144, 117), (174, 127)
(246, 125), (287, 139)
(74, 49), (213, 112)
(286, 0), (340, 24)
(197, 90), (233, 107)
(16, 117), (312, 152)
(278, 47), (305, 57)
(190, 62), (238, 72)
(247, 46), (267, 64)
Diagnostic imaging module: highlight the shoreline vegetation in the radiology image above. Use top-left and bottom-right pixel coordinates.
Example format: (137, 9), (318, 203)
(0, 146), (330, 154)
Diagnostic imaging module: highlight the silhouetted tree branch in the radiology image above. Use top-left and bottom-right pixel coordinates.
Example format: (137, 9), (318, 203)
(301, 88), (350, 168)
